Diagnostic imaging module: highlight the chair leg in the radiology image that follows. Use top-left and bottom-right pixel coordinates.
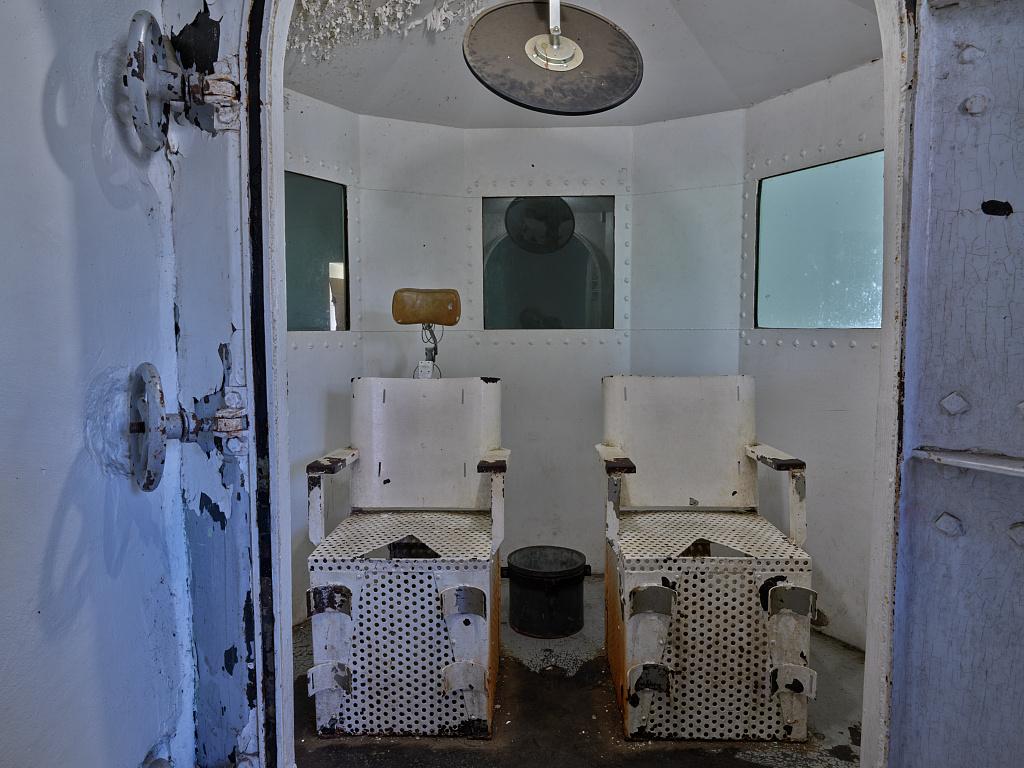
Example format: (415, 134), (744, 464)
(765, 584), (818, 741)
(622, 582), (676, 737)
(437, 577), (492, 733)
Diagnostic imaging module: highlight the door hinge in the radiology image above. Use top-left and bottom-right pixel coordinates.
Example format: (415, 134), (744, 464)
(129, 362), (250, 491)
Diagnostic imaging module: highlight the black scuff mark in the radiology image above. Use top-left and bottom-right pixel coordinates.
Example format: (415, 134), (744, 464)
(199, 491), (228, 530)
(223, 645), (239, 675)
(243, 589), (258, 707)
(172, 2), (220, 75)
(128, 42), (146, 81)
(849, 722), (862, 747)
(218, 342), (232, 390)
(480, 376), (500, 383)
(794, 473), (806, 502)
(173, 303), (181, 352)
(981, 199), (1013, 216)
(904, 0), (917, 29)
(830, 744), (858, 763)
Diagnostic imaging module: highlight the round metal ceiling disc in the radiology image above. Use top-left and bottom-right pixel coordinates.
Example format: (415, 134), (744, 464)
(464, 1), (643, 116)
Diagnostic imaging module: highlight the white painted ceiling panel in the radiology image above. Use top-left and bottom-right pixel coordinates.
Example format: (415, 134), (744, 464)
(285, 0), (881, 128)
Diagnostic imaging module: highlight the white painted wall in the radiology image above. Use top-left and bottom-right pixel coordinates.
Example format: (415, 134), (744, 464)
(284, 65), (884, 650)
(0, 0), (193, 765)
(631, 110), (746, 375)
(740, 61), (885, 649)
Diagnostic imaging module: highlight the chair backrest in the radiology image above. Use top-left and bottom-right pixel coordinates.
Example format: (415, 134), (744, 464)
(350, 377), (501, 510)
(602, 375), (757, 510)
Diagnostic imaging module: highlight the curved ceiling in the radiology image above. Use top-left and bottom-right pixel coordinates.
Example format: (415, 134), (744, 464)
(284, 0), (881, 128)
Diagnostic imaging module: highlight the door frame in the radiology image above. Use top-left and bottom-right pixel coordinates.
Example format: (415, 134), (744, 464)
(242, 0), (295, 765)
(243, 2), (919, 766)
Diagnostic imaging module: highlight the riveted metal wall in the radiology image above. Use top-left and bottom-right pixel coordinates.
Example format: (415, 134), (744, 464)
(891, 2), (1024, 766)
(740, 61), (886, 649)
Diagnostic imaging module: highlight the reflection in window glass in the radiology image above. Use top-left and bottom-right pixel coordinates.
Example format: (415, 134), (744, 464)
(285, 172), (348, 331)
(756, 151), (883, 328)
(483, 196), (614, 330)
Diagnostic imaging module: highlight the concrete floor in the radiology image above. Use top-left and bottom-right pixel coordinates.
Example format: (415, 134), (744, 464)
(294, 577), (863, 767)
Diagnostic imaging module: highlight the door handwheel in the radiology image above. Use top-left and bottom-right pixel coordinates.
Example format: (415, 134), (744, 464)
(125, 11), (185, 152)
(128, 363), (249, 491)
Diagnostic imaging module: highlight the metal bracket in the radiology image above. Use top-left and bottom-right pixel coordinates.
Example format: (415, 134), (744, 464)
(307, 662), (352, 697)
(129, 362), (249, 491)
(307, 584), (353, 617)
(441, 586), (487, 619)
(770, 664), (818, 699)
(442, 660), (487, 695)
(628, 662), (671, 694)
(124, 11), (240, 152)
(442, 659), (489, 722)
(768, 585), (818, 618)
(629, 584), (675, 617)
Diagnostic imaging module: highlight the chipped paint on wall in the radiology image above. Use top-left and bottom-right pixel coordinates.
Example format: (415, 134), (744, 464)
(181, 355), (257, 766)
(289, 0), (482, 62)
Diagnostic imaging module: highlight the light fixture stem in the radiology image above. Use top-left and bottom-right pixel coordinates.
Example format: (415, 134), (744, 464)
(548, 0), (561, 48)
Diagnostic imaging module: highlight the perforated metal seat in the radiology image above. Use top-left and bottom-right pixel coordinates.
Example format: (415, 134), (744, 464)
(616, 510), (809, 565)
(311, 511), (493, 563)
(598, 376), (816, 741)
(305, 378), (507, 737)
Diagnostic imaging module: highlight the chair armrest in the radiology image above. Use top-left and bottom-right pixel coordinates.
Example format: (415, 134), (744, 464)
(477, 448), (510, 473)
(746, 444), (807, 547)
(307, 448), (359, 546)
(746, 443), (806, 472)
(595, 443), (636, 474)
(307, 447), (360, 475)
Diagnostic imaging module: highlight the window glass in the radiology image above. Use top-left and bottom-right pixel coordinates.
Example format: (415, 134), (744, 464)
(285, 172), (348, 331)
(756, 151), (884, 328)
(483, 196), (614, 330)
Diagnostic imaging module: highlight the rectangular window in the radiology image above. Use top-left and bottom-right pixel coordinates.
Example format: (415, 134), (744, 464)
(285, 171), (349, 331)
(483, 196), (615, 330)
(756, 151), (884, 329)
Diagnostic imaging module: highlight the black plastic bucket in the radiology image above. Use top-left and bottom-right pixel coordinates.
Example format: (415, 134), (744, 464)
(504, 546), (590, 638)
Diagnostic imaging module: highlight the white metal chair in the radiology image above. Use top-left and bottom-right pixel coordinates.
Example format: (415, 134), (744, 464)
(598, 375), (816, 741)
(305, 376), (508, 737)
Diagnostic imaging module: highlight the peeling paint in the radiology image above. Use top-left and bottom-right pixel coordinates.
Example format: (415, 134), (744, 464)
(980, 199), (1012, 216)
(172, 3), (220, 76)
(199, 491), (228, 529)
(223, 645), (239, 675)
